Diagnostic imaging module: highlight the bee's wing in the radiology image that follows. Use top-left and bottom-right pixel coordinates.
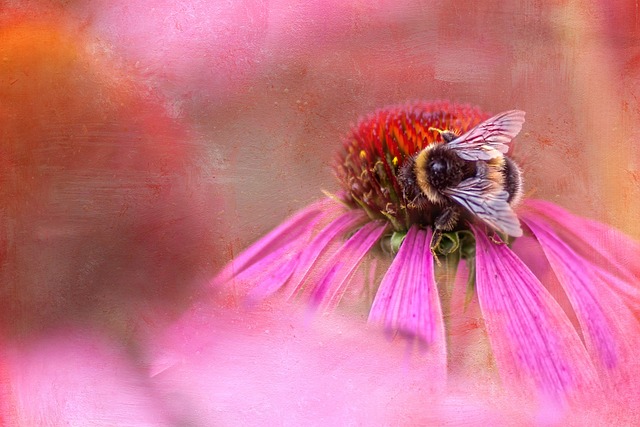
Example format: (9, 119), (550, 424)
(443, 177), (523, 237)
(447, 110), (525, 161)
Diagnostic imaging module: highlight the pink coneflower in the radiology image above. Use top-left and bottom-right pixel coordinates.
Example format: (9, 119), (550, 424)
(214, 101), (640, 404)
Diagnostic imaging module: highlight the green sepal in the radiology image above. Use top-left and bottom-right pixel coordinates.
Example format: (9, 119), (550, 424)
(437, 232), (460, 256)
(379, 230), (408, 255)
(389, 231), (407, 254)
(458, 231), (476, 260)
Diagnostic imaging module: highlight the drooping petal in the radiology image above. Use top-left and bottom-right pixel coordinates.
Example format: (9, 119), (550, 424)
(368, 227), (447, 365)
(246, 208), (366, 300)
(510, 235), (582, 330)
(592, 266), (640, 313)
(522, 200), (640, 315)
(522, 199), (640, 284)
(522, 216), (640, 385)
(276, 208), (367, 300)
(225, 237), (306, 300)
(308, 221), (387, 310)
(211, 198), (335, 288)
(340, 253), (379, 307)
(473, 228), (600, 401)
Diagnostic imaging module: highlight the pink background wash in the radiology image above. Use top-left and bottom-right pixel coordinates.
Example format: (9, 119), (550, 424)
(2, 0), (640, 424)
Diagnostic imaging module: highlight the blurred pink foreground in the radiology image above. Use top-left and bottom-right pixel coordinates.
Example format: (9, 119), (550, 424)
(2, 1), (640, 425)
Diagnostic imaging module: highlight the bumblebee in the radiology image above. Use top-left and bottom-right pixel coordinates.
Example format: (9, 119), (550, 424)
(397, 110), (525, 248)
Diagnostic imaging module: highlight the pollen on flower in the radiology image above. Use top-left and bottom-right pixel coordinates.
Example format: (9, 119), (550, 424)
(334, 101), (489, 233)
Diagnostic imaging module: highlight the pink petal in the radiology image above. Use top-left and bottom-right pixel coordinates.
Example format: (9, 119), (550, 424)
(522, 216), (640, 385)
(522, 200), (640, 315)
(473, 228), (600, 401)
(340, 254), (379, 306)
(510, 235), (582, 331)
(592, 266), (640, 312)
(522, 199), (640, 285)
(227, 237), (306, 300)
(368, 227), (447, 364)
(308, 221), (387, 310)
(277, 208), (367, 299)
(211, 198), (336, 288)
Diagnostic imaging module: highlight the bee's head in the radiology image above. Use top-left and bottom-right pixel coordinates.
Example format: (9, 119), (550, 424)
(420, 146), (465, 192)
(428, 157), (449, 178)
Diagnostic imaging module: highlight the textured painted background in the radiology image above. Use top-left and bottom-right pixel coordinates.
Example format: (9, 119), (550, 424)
(2, 0), (640, 424)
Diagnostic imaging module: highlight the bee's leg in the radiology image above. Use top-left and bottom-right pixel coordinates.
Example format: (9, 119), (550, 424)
(397, 156), (419, 205)
(430, 230), (443, 261)
(430, 205), (461, 257)
(434, 205), (461, 234)
(490, 231), (508, 245)
(409, 194), (429, 210)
